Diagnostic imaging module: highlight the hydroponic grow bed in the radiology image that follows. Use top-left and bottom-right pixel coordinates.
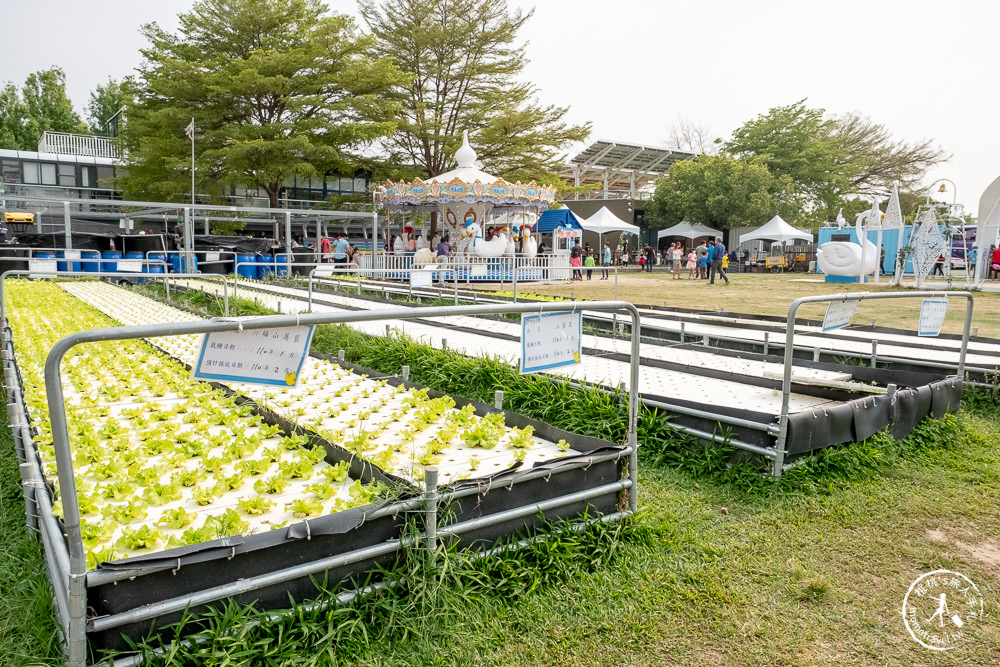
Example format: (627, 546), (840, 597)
(4, 278), (632, 661)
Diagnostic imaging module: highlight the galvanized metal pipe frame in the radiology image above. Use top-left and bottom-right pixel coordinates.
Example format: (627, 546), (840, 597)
(771, 290), (974, 477)
(35, 299), (640, 666)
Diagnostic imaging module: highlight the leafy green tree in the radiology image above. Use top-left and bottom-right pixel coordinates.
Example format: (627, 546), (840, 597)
(724, 99), (849, 214)
(644, 154), (794, 231)
(358, 0), (590, 182)
(724, 100), (948, 220)
(0, 68), (87, 150)
(121, 0), (405, 207)
(0, 83), (28, 149)
(86, 78), (125, 135)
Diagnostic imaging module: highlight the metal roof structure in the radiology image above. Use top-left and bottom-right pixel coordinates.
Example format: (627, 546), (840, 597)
(562, 140), (695, 197)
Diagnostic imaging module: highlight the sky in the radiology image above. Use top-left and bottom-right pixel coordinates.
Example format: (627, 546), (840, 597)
(5, 0), (998, 216)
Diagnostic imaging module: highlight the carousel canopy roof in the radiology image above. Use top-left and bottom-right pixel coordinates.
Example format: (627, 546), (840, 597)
(375, 130), (556, 213)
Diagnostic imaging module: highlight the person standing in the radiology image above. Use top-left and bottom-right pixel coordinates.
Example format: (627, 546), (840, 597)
(333, 233), (350, 266)
(879, 244), (887, 275)
(694, 240), (707, 278)
(570, 241), (583, 280)
(968, 246), (977, 276)
(646, 244), (656, 273)
(709, 236), (730, 286)
(671, 243), (683, 279)
(602, 241), (611, 280)
(686, 248), (697, 279)
(584, 251), (596, 279)
(320, 235), (332, 263)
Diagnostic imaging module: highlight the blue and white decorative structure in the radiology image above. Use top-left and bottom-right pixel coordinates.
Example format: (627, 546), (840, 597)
(910, 207), (949, 289)
(884, 183), (906, 285)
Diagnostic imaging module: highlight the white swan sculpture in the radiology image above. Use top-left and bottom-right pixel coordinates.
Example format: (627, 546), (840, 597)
(393, 226), (413, 256)
(505, 226), (517, 257)
(817, 212), (879, 276)
(463, 222), (509, 258)
(520, 225), (537, 258)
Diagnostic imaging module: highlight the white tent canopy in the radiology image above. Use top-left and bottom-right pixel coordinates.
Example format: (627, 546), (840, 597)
(656, 221), (722, 241)
(581, 206), (640, 236)
(740, 215), (813, 245)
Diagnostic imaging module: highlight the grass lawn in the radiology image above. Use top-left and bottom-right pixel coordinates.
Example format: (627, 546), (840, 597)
(1, 282), (998, 666)
(485, 271), (1000, 337)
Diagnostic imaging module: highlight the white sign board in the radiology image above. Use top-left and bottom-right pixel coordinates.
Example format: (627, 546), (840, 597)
(193, 324), (315, 386)
(409, 269), (432, 288)
(204, 252), (221, 262)
(116, 259), (144, 273)
(520, 311), (582, 374)
(822, 299), (860, 331)
(28, 259), (58, 276)
(63, 249), (81, 260)
(918, 299), (948, 337)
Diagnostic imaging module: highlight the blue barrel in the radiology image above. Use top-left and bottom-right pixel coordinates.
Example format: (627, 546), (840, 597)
(101, 251), (122, 272)
(236, 254), (257, 279)
(81, 250), (101, 273)
(57, 252), (81, 272)
(170, 254), (199, 274)
(275, 253), (291, 277)
(148, 252), (167, 274)
(257, 255), (275, 279)
(126, 252), (147, 282)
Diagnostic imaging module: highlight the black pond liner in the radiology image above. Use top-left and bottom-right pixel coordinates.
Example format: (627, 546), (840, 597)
(59, 352), (627, 655)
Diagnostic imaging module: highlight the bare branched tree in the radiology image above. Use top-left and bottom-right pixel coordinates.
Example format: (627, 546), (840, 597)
(665, 116), (718, 155)
(833, 110), (950, 197)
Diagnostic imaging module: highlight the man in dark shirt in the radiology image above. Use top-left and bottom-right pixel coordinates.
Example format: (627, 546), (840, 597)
(709, 236), (730, 286)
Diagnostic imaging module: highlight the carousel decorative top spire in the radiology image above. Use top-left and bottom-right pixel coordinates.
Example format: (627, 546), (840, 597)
(455, 130), (477, 169)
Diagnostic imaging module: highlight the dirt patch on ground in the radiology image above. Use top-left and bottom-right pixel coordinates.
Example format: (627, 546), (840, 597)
(926, 528), (1000, 569)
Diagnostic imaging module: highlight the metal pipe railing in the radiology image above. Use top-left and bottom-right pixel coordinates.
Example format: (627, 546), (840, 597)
(37, 299), (640, 665)
(772, 290), (974, 477)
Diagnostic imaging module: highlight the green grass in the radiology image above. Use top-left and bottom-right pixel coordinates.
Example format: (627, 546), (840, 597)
(0, 397), (63, 666)
(3, 286), (999, 665)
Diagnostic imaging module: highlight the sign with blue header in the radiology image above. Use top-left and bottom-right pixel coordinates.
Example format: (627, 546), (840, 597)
(520, 311), (582, 374)
(918, 299), (948, 337)
(822, 298), (859, 331)
(193, 323), (315, 386)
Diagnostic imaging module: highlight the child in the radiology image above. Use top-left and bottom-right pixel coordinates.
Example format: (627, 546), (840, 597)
(584, 251), (596, 280)
(687, 249), (697, 279)
(698, 250), (710, 279)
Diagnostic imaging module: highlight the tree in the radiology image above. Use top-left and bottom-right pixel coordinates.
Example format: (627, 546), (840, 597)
(724, 100), (949, 220)
(644, 154), (795, 231)
(358, 0), (590, 182)
(724, 99), (849, 214)
(0, 83), (28, 149)
(121, 0), (405, 207)
(0, 67), (86, 151)
(832, 110), (949, 196)
(86, 78), (125, 135)
(665, 116), (718, 155)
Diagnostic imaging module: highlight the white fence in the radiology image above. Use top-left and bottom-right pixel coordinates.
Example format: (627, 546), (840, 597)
(357, 253), (571, 282)
(37, 132), (119, 159)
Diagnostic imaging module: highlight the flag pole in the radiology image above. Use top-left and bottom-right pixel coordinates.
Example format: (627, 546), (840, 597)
(189, 117), (195, 206)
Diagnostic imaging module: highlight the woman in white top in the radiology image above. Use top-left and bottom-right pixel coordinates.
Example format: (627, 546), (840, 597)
(671, 243), (684, 280)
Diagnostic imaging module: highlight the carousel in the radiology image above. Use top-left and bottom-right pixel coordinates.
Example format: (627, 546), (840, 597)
(374, 131), (560, 281)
